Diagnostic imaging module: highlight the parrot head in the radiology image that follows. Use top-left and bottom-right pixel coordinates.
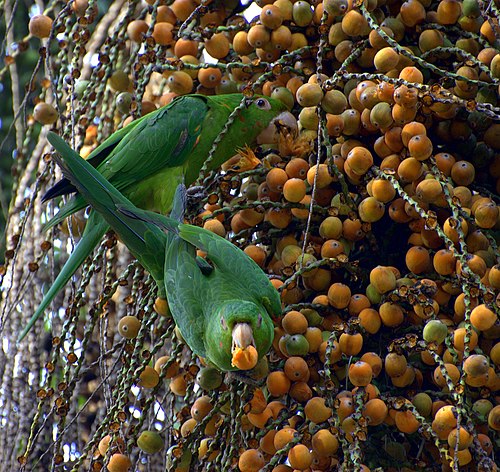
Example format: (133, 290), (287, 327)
(211, 93), (296, 146)
(245, 95), (297, 146)
(205, 300), (274, 372)
(256, 106), (298, 145)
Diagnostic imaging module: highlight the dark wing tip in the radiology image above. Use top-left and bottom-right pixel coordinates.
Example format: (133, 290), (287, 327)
(41, 178), (77, 202)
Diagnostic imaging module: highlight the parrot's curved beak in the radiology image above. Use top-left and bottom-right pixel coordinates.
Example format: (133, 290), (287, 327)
(231, 322), (255, 352)
(231, 322), (259, 370)
(256, 111), (298, 145)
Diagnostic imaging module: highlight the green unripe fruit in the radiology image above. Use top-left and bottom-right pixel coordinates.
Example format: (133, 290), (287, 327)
(241, 182), (259, 201)
(365, 284), (382, 304)
(74, 80), (90, 98)
(292, 1), (313, 26)
(370, 102), (394, 129)
(295, 253), (318, 277)
(324, 0), (349, 17)
(490, 54), (500, 79)
(116, 92), (132, 114)
(463, 0), (481, 17)
(299, 106), (319, 130)
(196, 366), (223, 390)
(472, 399), (493, 421)
(109, 70), (130, 92)
(118, 315), (141, 339)
(321, 330), (332, 342)
(215, 77), (239, 95)
(321, 90), (348, 114)
(423, 319), (448, 344)
(301, 309), (323, 327)
(137, 431), (164, 454)
(166, 446), (192, 470)
(476, 87), (497, 105)
(285, 334), (310, 355)
(330, 194), (351, 215)
(271, 86), (295, 110)
(412, 392), (432, 417)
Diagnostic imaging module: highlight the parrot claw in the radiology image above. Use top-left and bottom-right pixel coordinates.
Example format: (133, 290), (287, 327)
(226, 371), (265, 387)
(186, 185), (206, 197)
(186, 185), (208, 214)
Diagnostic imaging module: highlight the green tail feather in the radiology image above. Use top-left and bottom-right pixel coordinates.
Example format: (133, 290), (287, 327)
(47, 132), (173, 247)
(42, 195), (87, 232)
(46, 132), (169, 295)
(22, 129), (191, 342)
(17, 216), (107, 342)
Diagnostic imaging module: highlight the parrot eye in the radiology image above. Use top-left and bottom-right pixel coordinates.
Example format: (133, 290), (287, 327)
(220, 317), (228, 330)
(255, 98), (271, 110)
(257, 314), (262, 328)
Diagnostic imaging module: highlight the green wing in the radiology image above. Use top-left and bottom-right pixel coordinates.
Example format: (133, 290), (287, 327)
(44, 95), (209, 229)
(97, 96), (208, 188)
(163, 235), (207, 357)
(178, 224), (282, 317)
(43, 110), (159, 230)
(84, 111), (150, 167)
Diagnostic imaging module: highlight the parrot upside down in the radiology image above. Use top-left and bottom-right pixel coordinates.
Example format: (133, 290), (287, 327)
(34, 132), (281, 372)
(19, 93), (291, 342)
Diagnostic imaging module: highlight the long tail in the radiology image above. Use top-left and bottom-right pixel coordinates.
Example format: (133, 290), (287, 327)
(18, 215), (107, 341)
(46, 132), (171, 291)
(19, 132), (176, 342)
(46, 131), (180, 238)
(42, 195), (87, 232)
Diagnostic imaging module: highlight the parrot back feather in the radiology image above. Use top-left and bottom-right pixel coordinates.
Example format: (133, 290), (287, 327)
(45, 132), (169, 294)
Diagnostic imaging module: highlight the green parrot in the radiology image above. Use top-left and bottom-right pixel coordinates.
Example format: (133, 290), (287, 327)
(22, 93), (288, 340)
(28, 132), (281, 371)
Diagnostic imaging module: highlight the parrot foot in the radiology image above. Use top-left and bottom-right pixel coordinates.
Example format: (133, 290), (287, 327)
(226, 371), (265, 387)
(186, 185), (208, 214)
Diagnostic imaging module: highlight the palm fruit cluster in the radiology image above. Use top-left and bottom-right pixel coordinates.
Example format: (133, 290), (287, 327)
(4, 0), (500, 471)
